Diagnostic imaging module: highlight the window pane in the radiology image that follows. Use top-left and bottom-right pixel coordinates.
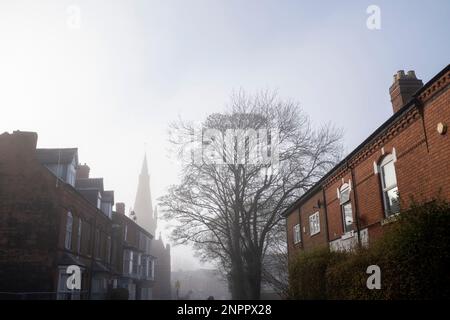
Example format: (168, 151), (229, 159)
(340, 188), (350, 204)
(385, 187), (400, 216)
(309, 213), (320, 235)
(342, 202), (353, 233)
(293, 224), (301, 243)
(382, 161), (397, 189)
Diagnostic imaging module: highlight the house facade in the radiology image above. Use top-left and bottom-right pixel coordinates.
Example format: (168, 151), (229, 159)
(284, 64), (450, 257)
(132, 155), (172, 300)
(0, 132), (156, 299)
(111, 203), (155, 300)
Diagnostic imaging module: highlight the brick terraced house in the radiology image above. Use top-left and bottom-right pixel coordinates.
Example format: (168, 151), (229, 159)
(283, 64), (449, 257)
(0, 132), (156, 299)
(111, 202), (155, 300)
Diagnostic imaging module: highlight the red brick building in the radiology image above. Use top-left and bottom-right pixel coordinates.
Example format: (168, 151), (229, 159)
(284, 64), (449, 257)
(111, 202), (155, 300)
(0, 132), (156, 299)
(132, 156), (171, 300)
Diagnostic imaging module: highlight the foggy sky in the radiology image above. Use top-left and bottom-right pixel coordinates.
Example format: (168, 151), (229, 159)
(1, 0), (449, 270)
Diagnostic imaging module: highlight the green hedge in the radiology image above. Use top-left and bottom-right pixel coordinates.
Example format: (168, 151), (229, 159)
(288, 200), (450, 299)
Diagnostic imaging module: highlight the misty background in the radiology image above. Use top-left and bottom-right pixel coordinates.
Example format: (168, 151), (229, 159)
(0, 0), (449, 271)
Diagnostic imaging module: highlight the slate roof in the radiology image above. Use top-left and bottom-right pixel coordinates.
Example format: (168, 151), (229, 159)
(36, 148), (78, 165)
(78, 189), (101, 206)
(102, 190), (114, 203)
(75, 178), (104, 191)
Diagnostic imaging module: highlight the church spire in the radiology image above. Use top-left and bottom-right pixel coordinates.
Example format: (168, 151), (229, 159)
(141, 153), (149, 176)
(133, 153), (156, 235)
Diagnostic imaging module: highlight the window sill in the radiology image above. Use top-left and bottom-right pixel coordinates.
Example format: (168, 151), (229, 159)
(341, 230), (355, 239)
(381, 212), (400, 226)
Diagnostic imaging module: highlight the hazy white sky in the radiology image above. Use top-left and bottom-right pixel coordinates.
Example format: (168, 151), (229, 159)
(1, 0), (449, 270)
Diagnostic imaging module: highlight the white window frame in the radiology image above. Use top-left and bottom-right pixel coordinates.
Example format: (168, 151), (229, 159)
(309, 212), (320, 236)
(339, 183), (354, 233)
(379, 154), (400, 217)
(66, 163), (76, 186)
(65, 211), (73, 250)
(97, 193), (102, 209)
(293, 224), (301, 244)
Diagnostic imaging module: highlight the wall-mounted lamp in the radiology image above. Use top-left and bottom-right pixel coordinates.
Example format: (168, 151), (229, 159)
(437, 122), (447, 135)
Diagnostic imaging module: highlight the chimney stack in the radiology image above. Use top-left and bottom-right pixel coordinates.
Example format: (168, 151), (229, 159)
(116, 202), (125, 215)
(76, 163), (90, 179)
(389, 69), (423, 113)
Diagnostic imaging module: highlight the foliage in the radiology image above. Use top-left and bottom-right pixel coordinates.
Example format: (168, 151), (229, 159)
(289, 200), (450, 299)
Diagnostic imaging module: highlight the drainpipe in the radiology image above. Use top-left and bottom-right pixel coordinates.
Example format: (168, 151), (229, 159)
(350, 166), (362, 247)
(415, 97), (430, 153)
(321, 187), (330, 244)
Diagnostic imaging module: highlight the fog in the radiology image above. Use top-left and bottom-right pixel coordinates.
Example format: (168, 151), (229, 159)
(1, 0), (449, 271)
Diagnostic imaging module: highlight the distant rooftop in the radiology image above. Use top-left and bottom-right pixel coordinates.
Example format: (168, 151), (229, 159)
(102, 190), (114, 203)
(36, 148), (78, 164)
(75, 178), (104, 192)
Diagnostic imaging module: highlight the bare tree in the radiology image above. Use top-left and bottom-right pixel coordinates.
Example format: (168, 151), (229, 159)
(261, 225), (290, 299)
(160, 90), (342, 299)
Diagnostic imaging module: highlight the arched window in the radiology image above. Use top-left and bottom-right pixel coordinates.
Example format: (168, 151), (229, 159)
(379, 154), (399, 216)
(340, 183), (353, 233)
(65, 211), (73, 250)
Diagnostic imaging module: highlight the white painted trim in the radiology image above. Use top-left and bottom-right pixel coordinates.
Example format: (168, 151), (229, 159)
(373, 161), (378, 174)
(392, 147), (397, 162)
(341, 230), (355, 240)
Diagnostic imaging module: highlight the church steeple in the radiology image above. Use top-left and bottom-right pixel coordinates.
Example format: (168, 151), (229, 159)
(133, 153), (157, 235)
(141, 153), (149, 176)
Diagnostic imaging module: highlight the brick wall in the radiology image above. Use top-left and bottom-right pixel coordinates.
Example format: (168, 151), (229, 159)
(0, 131), (113, 296)
(286, 66), (450, 255)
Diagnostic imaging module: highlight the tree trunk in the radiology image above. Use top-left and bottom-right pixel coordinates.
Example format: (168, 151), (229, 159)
(245, 254), (262, 300)
(230, 256), (248, 299)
